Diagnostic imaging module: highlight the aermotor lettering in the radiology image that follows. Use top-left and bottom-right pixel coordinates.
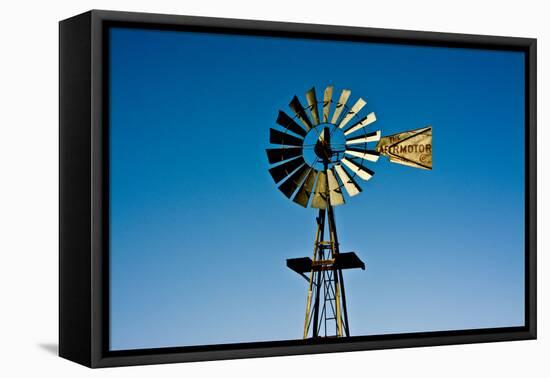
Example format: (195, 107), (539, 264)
(380, 143), (432, 155)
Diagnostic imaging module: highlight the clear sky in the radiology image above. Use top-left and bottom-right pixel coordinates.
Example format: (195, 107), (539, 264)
(109, 27), (525, 351)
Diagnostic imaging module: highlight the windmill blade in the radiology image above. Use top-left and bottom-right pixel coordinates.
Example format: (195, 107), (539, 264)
(327, 169), (345, 206)
(293, 169), (317, 207)
(343, 112), (377, 136)
(345, 130), (381, 145)
(345, 148), (380, 162)
(311, 171), (328, 209)
(289, 95), (313, 131)
(305, 87), (320, 126)
(338, 98), (366, 129)
(334, 164), (362, 197)
(270, 128), (303, 147)
(266, 147), (303, 164)
(330, 89), (351, 124)
(341, 157), (375, 181)
(323, 85), (333, 123)
(268, 156), (305, 183)
(278, 164), (310, 198)
(276, 111), (307, 137)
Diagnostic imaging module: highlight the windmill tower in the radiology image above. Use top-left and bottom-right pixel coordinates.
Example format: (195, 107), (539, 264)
(266, 86), (432, 339)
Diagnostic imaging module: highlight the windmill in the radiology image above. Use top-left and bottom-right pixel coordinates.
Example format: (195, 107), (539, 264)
(266, 86), (432, 339)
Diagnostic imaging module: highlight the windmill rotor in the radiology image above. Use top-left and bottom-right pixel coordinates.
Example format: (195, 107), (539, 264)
(267, 86), (385, 209)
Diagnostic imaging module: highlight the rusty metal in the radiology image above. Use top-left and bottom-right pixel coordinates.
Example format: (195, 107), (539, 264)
(376, 126), (433, 170)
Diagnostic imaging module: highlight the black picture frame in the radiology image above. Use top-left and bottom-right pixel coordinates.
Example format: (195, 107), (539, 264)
(59, 9), (537, 368)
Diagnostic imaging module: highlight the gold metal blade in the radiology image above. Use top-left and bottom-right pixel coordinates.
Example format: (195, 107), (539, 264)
(323, 86), (333, 123)
(330, 89), (351, 124)
(269, 128), (303, 147)
(327, 168), (345, 206)
(311, 171), (328, 209)
(334, 164), (361, 197)
(344, 148), (380, 162)
(338, 98), (366, 129)
(276, 111), (307, 137)
(278, 164), (310, 198)
(343, 112), (377, 136)
(305, 87), (320, 126)
(289, 95), (313, 131)
(341, 157), (374, 181)
(293, 169), (317, 207)
(345, 130), (381, 145)
(266, 147), (302, 164)
(268, 156), (305, 183)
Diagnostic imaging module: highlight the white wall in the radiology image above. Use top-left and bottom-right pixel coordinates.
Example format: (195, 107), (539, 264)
(0, 0), (546, 376)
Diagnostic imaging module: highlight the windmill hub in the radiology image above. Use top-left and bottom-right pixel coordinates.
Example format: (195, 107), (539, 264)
(314, 135), (332, 161)
(304, 124), (346, 169)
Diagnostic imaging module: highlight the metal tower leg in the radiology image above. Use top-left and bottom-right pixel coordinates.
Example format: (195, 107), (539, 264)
(299, 204), (356, 339)
(303, 209), (325, 338)
(327, 204), (350, 337)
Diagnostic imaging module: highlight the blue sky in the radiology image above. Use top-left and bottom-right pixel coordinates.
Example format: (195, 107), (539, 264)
(109, 27), (525, 350)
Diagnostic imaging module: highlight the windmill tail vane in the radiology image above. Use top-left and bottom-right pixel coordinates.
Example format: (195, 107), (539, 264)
(376, 127), (433, 170)
(266, 85), (432, 339)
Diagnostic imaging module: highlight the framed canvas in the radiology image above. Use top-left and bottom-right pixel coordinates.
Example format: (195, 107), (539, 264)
(59, 10), (537, 368)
